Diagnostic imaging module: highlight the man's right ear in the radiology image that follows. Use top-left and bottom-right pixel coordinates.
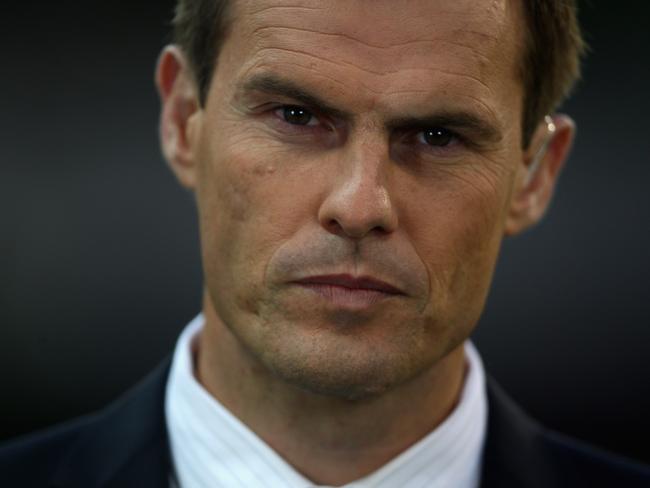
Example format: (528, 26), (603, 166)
(155, 45), (201, 189)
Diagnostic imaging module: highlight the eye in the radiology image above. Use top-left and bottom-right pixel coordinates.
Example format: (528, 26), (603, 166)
(418, 127), (455, 147)
(278, 105), (317, 126)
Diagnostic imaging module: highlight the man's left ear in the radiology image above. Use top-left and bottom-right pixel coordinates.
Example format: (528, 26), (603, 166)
(504, 114), (576, 236)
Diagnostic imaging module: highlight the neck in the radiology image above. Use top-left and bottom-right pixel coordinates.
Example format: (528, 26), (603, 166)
(196, 295), (467, 486)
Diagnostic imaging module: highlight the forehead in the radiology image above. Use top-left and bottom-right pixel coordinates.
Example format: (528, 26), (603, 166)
(219, 0), (523, 125)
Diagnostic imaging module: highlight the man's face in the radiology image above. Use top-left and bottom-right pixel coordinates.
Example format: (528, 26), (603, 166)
(186, 0), (525, 398)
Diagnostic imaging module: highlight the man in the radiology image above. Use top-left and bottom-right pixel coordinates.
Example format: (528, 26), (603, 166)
(1, 0), (649, 486)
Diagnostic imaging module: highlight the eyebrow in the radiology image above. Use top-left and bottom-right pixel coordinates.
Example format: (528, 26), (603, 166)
(239, 73), (502, 143)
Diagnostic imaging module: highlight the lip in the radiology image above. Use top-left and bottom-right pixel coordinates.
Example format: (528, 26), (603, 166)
(290, 274), (404, 309)
(293, 274), (404, 295)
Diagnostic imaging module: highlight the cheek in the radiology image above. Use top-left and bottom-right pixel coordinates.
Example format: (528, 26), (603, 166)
(400, 164), (513, 312)
(195, 129), (324, 286)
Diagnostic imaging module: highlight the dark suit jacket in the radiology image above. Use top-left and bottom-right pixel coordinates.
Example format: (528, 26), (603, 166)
(1, 359), (649, 487)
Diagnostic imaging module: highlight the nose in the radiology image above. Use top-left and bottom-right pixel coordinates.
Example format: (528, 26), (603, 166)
(318, 142), (398, 239)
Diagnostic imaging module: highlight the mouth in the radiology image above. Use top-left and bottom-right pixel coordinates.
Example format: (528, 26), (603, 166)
(291, 274), (404, 309)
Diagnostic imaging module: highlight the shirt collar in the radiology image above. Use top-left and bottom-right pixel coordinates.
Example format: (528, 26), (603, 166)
(166, 314), (487, 488)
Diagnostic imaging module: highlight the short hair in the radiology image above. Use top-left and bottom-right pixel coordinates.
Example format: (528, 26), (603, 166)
(172, 0), (585, 147)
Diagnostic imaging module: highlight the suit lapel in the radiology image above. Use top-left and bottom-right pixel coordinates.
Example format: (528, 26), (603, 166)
(480, 377), (559, 488)
(51, 359), (173, 488)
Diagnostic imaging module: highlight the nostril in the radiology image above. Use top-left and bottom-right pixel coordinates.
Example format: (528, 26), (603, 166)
(326, 219), (344, 234)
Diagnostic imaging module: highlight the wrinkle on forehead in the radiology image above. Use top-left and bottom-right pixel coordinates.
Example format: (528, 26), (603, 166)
(234, 0), (519, 85)
(237, 0), (515, 54)
(251, 45), (494, 93)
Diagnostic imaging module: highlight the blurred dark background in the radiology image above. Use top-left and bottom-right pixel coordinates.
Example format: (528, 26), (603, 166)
(1, 0), (649, 465)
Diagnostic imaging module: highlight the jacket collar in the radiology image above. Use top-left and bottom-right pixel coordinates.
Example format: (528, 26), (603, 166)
(480, 376), (559, 488)
(51, 359), (173, 488)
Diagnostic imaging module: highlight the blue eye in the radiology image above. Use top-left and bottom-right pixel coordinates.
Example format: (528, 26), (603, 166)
(419, 128), (454, 147)
(281, 105), (316, 126)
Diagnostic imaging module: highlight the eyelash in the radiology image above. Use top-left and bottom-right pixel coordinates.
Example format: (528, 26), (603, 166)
(270, 104), (464, 153)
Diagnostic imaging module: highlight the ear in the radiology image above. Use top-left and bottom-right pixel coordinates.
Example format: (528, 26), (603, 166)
(155, 45), (202, 189)
(504, 114), (576, 236)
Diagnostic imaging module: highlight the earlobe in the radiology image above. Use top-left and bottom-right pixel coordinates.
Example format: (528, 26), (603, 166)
(504, 114), (576, 236)
(155, 45), (201, 189)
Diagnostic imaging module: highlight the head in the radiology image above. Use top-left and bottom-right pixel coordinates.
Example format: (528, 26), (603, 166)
(156, 0), (583, 399)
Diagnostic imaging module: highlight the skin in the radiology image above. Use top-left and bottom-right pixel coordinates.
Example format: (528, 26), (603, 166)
(156, 0), (575, 484)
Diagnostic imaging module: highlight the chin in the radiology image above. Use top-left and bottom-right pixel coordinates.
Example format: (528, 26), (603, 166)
(271, 362), (402, 402)
(254, 324), (449, 402)
(225, 291), (472, 401)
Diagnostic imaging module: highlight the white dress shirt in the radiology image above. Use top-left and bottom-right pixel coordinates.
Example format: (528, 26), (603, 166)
(166, 314), (488, 488)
